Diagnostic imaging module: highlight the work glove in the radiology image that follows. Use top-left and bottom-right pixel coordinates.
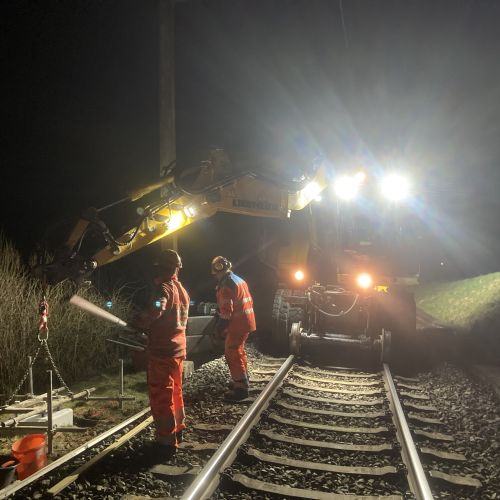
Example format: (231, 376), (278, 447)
(214, 317), (229, 338)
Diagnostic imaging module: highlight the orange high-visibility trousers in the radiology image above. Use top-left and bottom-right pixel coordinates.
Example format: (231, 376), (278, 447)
(224, 331), (250, 388)
(147, 355), (185, 446)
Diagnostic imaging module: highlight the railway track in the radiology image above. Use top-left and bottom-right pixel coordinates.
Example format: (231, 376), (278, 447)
(180, 357), (458, 499)
(2, 353), (487, 499)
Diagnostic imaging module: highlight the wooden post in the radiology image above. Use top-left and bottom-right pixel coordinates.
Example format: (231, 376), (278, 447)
(28, 356), (34, 397)
(159, 0), (178, 252)
(46, 370), (54, 456)
(119, 359), (124, 410)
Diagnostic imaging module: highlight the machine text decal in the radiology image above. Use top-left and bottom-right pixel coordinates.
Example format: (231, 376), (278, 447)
(232, 199), (279, 211)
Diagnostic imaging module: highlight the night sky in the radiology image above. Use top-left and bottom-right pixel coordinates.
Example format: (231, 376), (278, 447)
(2, 0), (500, 300)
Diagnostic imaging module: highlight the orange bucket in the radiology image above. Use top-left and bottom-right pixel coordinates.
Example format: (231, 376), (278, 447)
(11, 434), (47, 480)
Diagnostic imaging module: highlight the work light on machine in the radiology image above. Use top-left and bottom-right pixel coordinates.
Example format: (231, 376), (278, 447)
(380, 173), (409, 201)
(294, 269), (305, 282)
(183, 205), (197, 218)
(167, 211), (185, 231)
(334, 175), (360, 200)
(356, 272), (373, 289)
(302, 181), (322, 202)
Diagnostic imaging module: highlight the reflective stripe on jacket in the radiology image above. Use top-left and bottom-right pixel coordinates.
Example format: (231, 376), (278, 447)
(216, 271), (256, 335)
(140, 275), (190, 357)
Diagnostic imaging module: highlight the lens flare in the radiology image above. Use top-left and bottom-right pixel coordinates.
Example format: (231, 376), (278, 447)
(380, 174), (409, 201)
(294, 269), (305, 281)
(354, 171), (366, 183)
(356, 272), (373, 289)
(334, 175), (360, 200)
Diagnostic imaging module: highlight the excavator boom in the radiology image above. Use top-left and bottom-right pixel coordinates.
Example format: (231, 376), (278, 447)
(38, 149), (329, 284)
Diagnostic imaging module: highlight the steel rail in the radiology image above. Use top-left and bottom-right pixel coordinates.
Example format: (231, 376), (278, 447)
(182, 355), (295, 500)
(48, 415), (154, 495)
(0, 407), (151, 499)
(383, 364), (433, 500)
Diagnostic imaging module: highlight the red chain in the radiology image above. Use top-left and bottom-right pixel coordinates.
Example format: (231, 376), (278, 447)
(38, 298), (49, 334)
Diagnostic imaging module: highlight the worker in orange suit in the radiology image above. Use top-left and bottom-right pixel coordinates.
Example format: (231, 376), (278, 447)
(211, 256), (256, 401)
(134, 249), (189, 459)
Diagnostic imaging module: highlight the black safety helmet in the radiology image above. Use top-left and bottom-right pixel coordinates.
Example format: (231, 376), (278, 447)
(211, 256), (232, 275)
(154, 249), (182, 270)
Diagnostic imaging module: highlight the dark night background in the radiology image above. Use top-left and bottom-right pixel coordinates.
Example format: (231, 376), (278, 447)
(2, 0), (500, 303)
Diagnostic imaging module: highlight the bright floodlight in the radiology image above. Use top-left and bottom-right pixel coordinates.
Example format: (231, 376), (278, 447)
(294, 269), (305, 281)
(356, 272), (373, 289)
(302, 181), (322, 201)
(381, 174), (409, 201)
(168, 211), (184, 231)
(334, 175), (359, 200)
(354, 171), (366, 183)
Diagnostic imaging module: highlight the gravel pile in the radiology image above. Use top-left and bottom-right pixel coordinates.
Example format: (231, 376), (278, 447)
(415, 363), (500, 499)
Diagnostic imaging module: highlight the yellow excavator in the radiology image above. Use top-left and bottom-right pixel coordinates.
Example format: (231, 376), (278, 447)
(39, 149), (328, 285)
(38, 149), (417, 364)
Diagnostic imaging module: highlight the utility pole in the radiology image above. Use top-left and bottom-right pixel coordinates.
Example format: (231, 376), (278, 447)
(159, 0), (178, 251)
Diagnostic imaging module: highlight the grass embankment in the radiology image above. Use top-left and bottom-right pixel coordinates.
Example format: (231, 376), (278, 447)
(70, 367), (149, 408)
(415, 272), (500, 364)
(0, 236), (134, 399)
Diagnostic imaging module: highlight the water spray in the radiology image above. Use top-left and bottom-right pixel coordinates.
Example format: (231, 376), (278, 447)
(69, 294), (137, 333)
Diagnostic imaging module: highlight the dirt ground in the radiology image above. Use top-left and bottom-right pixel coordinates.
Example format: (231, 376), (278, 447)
(0, 367), (149, 459)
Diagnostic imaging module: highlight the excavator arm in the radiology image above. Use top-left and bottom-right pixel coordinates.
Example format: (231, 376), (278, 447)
(38, 149), (329, 284)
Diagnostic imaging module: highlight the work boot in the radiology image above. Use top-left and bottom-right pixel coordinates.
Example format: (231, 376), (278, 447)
(155, 443), (176, 460)
(224, 387), (249, 401)
(175, 430), (184, 444)
(228, 372), (249, 390)
(140, 441), (176, 466)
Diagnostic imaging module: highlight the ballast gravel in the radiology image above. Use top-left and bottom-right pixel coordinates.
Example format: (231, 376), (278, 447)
(10, 349), (500, 500)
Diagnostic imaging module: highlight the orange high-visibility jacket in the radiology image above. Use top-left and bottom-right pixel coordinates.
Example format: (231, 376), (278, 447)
(216, 271), (256, 335)
(140, 275), (190, 357)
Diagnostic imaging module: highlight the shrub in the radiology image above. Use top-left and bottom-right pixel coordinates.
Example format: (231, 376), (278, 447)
(0, 236), (133, 399)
